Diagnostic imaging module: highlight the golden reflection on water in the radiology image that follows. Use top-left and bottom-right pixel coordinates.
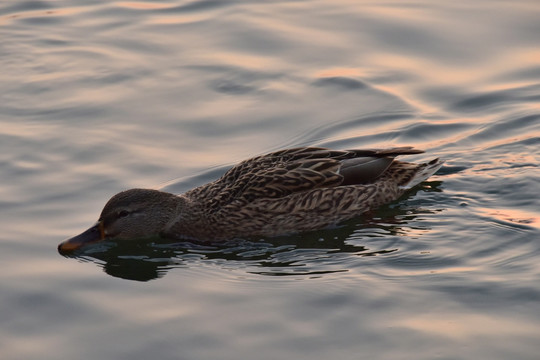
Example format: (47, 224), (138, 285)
(471, 152), (539, 177)
(1, 122), (51, 137)
(149, 13), (211, 25)
(115, 2), (177, 10)
(477, 207), (539, 229)
(396, 312), (540, 340)
(0, 7), (82, 24)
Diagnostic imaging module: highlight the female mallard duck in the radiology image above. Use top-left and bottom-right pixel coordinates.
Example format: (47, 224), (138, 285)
(58, 147), (443, 253)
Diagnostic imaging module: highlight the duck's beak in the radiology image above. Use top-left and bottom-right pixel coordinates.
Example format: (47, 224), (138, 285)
(58, 221), (105, 254)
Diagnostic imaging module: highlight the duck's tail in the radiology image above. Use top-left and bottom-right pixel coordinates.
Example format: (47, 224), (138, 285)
(399, 158), (445, 190)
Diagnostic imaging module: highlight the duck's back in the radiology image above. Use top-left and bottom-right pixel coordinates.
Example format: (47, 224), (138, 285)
(173, 147), (442, 240)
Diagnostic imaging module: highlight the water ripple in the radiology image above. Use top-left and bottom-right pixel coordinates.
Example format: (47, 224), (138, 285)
(2, 0), (540, 359)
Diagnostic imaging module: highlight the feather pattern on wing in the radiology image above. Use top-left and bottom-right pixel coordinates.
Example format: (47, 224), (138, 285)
(184, 146), (423, 208)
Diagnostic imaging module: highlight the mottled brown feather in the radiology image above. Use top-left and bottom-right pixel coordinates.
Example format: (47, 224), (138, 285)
(165, 146), (443, 240)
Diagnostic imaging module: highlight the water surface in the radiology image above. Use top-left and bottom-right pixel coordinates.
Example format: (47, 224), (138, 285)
(1, 1), (539, 359)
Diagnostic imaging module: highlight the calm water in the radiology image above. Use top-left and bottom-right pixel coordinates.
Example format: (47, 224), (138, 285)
(1, 0), (540, 359)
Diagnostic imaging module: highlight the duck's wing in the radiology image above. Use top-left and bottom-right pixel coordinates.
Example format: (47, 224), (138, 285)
(184, 146), (424, 211)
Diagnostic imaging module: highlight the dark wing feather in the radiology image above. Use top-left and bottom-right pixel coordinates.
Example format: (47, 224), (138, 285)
(234, 158), (344, 203)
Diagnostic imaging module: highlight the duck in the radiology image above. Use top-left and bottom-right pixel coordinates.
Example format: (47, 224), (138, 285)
(58, 146), (444, 253)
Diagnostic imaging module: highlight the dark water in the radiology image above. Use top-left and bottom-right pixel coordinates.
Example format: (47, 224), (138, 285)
(1, 0), (539, 359)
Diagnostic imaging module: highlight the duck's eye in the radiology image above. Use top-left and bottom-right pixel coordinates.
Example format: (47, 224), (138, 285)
(118, 210), (130, 218)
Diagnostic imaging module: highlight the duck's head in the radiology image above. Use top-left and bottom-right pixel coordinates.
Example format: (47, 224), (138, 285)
(58, 189), (179, 254)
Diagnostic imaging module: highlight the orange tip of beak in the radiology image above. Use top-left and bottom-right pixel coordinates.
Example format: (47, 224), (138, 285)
(58, 222), (104, 254)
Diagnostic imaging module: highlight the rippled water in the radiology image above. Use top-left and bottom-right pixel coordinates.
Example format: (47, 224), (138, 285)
(1, 0), (539, 359)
